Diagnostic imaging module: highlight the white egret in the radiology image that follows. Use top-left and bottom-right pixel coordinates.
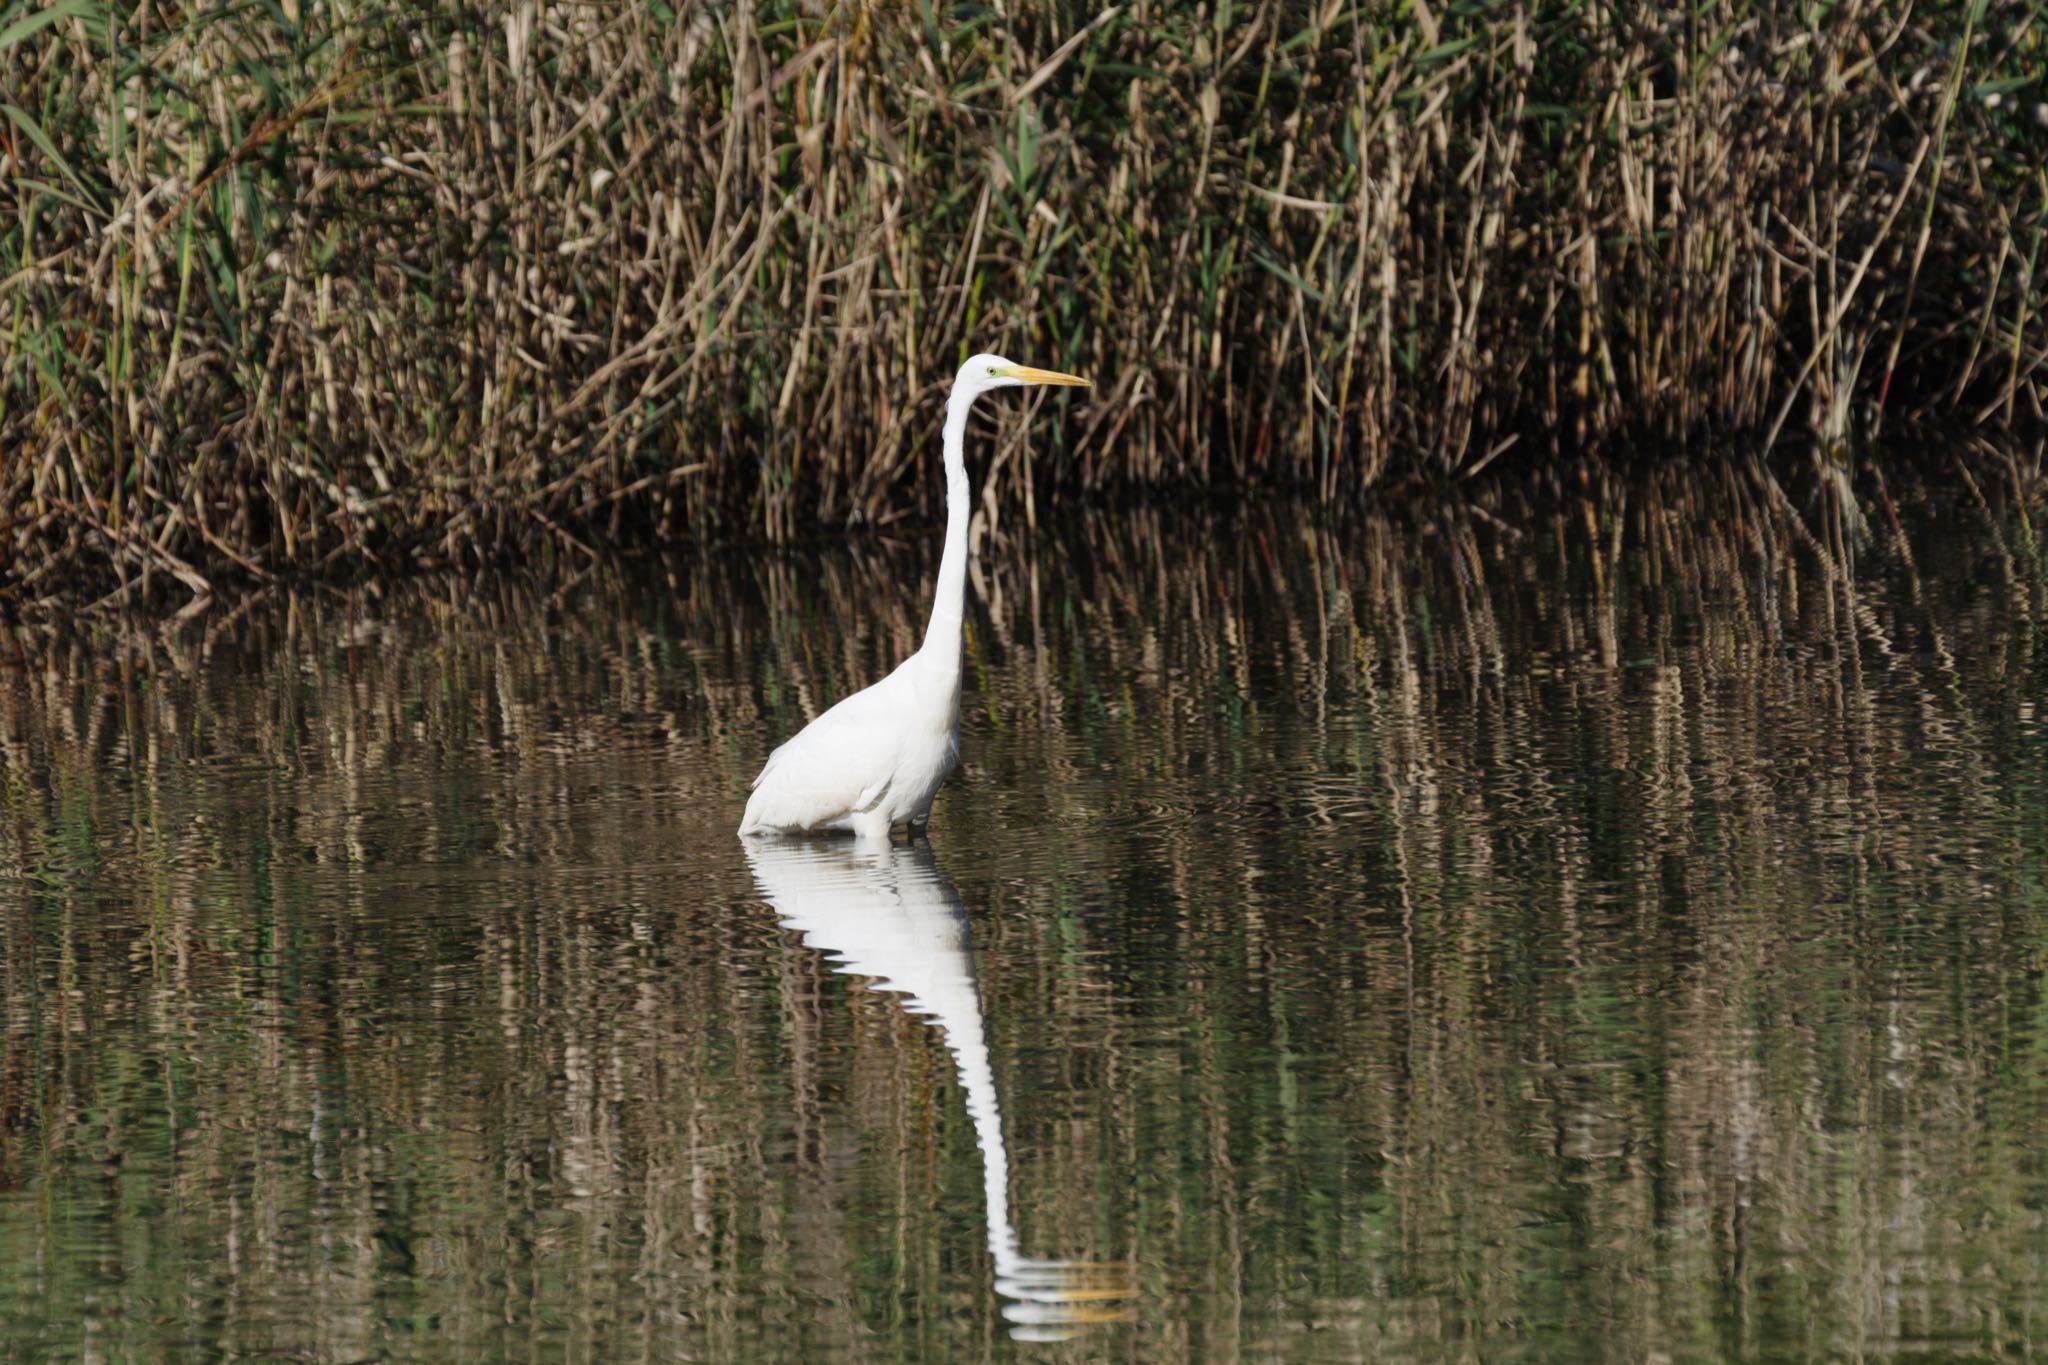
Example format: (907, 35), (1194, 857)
(740, 354), (1090, 840)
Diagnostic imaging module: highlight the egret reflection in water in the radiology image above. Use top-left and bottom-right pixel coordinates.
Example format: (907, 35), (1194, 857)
(741, 835), (1134, 1340)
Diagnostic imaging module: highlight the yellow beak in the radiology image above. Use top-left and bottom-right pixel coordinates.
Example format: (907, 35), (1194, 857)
(1005, 364), (1091, 387)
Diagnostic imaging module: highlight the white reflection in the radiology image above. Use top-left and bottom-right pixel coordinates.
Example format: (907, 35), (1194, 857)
(742, 835), (1135, 1340)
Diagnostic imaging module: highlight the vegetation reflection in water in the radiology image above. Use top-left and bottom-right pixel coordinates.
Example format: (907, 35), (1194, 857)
(2, 475), (2047, 1360)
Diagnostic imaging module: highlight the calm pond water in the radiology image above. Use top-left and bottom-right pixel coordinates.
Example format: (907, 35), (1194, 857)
(4, 482), (2048, 1361)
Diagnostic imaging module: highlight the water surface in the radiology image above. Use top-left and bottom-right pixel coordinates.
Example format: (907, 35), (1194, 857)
(4, 484), (2048, 1360)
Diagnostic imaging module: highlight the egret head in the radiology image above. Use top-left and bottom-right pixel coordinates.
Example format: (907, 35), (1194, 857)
(955, 353), (1091, 401)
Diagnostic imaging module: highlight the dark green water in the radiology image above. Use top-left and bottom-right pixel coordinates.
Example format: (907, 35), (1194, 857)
(4, 488), (2048, 1361)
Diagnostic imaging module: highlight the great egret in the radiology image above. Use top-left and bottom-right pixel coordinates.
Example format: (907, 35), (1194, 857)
(740, 354), (1090, 840)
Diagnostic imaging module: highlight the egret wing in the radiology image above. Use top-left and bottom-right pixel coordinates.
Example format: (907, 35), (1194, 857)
(745, 681), (904, 829)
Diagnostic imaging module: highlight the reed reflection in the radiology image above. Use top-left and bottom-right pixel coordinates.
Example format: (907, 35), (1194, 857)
(742, 835), (1135, 1340)
(6, 474), (2046, 1360)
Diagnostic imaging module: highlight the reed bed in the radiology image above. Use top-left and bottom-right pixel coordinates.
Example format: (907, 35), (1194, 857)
(2, 0), (2044, 598)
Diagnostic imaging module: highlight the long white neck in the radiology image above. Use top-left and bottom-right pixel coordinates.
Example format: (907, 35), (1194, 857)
(921, 391), (975, 660)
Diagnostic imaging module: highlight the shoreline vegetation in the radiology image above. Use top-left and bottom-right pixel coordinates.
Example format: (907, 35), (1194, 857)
(3, 0), (2044, 602)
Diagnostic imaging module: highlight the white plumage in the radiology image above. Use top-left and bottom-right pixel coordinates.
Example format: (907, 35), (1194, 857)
(740, 353), (1089, 841)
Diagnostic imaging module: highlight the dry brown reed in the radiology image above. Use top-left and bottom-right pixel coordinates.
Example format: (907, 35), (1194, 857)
(2, 0), (2044, 601)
